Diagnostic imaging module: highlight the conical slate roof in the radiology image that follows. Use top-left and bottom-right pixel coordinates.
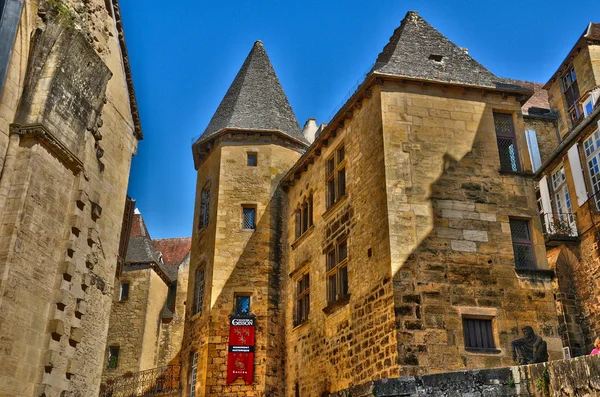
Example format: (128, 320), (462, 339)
(197, 41), (306, 144)
(372, 11), (525, 91)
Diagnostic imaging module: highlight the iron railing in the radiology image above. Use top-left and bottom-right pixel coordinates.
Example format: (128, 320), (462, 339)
(541, 212), (578, 238)
(100, 365), (181, 397)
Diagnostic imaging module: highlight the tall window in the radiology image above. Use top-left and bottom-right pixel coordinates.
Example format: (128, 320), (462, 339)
(562, 66), (581, 123)
(189, 352), (198, 397)
(295, 194), (314, 239)
(119, 282), (129, 301)
(550, 165), (575, 232)
(326, 240), (349, 303)
(509, 218), (535, 269)
(235, 295), (251, 316)
(326, 145), (346, 208)
(194, 267), (205, 315)
(463, 318), (495, 350)
(199, 185), (210, 229)
(107, 346), (119, 369)
(584, 130), (600, 209)
(242, 206), (256, 230)
(493, 113), (520, 172)
(294, 273), (310, 326)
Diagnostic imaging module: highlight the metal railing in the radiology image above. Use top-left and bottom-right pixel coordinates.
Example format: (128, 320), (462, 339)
(541, 212), (578, 238)
(100, 365), (181, 397)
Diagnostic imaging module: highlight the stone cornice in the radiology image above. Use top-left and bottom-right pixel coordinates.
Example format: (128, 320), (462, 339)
(10, 123), (84, 174)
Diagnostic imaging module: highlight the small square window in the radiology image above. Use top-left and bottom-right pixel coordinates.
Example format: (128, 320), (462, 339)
(107, 346), (119, 368)
(247, 153), (258, 167)
(235, 295), (251, 316)
(119, 282), (129, 301)
(242, 207), (256, 230)
(463, 318), (495, 350)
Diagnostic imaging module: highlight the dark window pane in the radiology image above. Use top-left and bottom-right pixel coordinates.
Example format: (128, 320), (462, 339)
(327, 250), (336, 270)
(108, 346), (119, 368)
(302, 202), (309, 233)
(463, 318), (495, 349)
(235, 295), (251, 315)
(512, 243), (536, 269)
(339, 265), (348, 297)
(338, 168), (346, 197)
(243, 207), (256, 229)
(338, 241), (347, 262)
(200, 187), (210, 228)
(308, 195), (313, 227)
(509, 219), (531, 241)
(493, 113), (515, 136)
(120, 283), (129, 301)
(496, 137), (519, 172)
(327, 157), (335, 176)
(295, 210), (301, 239)
(337, 146), (345, 163)
(328, 274), (337, 303)
(195, 268), (205, 314)
(247, 153), (257, 166)
(327, 179), (336, 208)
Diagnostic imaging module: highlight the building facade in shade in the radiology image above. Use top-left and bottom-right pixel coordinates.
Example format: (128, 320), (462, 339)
(181, 11), (600, 397)
(0, 0), (141, 396)
(101, 210), (191, 384)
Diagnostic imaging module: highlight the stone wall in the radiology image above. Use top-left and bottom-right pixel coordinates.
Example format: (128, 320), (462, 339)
(523, 115), (558, 166)
(330, 354), (600, 397)
(380, 81), (561, 376)
(0, 0), (139, 395)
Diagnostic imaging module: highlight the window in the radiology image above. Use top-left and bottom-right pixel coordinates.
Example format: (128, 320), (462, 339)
(242, 206), (256, 230)
(235, 295), (251, 316)
(189, 352), (198, 397)
(326, 240), (349, 304)
(194, 267), (205, 315)
(509, 218), (536, 269)
(247, 153), (257, 167)
(107, 346), (119, 368)
(326, 145), (346, 208)
(550, 165), (576, 233)
(463, 318), (495, 350)
(294, 273), (310, 326)
(119, 282), (129, 301)
(493, 113), (520, 172)
(295, 194), (314, 239)
(562, 67), (581, 123)
(584, 130), (600, 209)
(199, 185), (210, 229)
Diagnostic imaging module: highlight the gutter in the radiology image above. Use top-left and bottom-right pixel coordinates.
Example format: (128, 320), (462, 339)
(534, 104), (600, 178)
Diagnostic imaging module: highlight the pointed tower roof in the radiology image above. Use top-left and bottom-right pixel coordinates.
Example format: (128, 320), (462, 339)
(372, 11), (525, 91)
(196, 41), (306, 145)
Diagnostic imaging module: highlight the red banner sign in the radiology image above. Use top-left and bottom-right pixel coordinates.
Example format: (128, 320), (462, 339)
(226, 316), (255, 385)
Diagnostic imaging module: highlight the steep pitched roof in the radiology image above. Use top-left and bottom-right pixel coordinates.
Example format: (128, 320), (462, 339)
(503, 79), (553, 115)
(195, 41), (306, 145)
(130, 213), (150, 238)
(372, 11), (527, 92)
(153, 238), (192, 266)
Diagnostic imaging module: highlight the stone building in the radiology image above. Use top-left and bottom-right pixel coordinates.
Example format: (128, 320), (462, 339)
(0, 0), (141, 396)
(181, 11), (572, 397)
(101, 210), (191, 383)
(531, 22), (600, 358)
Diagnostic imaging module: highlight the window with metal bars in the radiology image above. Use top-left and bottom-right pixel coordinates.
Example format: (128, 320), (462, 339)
(509, 218), (536, 269)
(326, 240), (349, 304)
(194, 267), (205, 315)
(199, 185), (210, 229)
(242, 206), (256, 230)
(463, 318), (495, 350)
(294, 273), (310, 326)
(326, 145), (346, 209)
(189, 352), (198, 397)
(493, 113), (520, 172)
(235, 295), (251, 316)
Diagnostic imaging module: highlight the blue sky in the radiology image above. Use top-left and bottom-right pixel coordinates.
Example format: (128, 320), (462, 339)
(121, 0), (599, 238)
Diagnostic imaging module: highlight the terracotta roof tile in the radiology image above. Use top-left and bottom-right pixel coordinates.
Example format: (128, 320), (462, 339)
(153, 238), (192, 266)
(503, 80), (551, 114)
(130, 213), (150, 238)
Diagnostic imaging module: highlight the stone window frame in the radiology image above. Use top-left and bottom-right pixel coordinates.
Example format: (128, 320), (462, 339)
(326, 144), (346, 209)
(294, 271), (310, 327)
(561, 66), (581, 123)
(107, 345), (120, 369)
(456, 306), (502, 355)
(234, 293), (252, 316)
(493, 111), (521, 173)
(241, 204), (257, 230)
(194, 265), (205, 315)
(325, 238), (349, 306)
(247, 151), (258, 167)
(508, 217), (537, 270)
(198, 182), (211, 230)
(549, 163), (576, 230)
(295, 192), (314, 241)
(119, 282), (129, 302)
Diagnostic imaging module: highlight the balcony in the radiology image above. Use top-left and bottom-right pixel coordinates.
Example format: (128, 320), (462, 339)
(541, 212), (578, 245)
(100, 365), (181, 397)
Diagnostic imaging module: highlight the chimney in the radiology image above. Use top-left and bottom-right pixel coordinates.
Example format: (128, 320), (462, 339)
(302, 118), (319, 144)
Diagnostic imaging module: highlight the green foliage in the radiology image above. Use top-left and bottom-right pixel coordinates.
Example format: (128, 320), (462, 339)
(535, 368), (550, 396)
(507, 379), (516, 388)
(46, 0), (75, 27)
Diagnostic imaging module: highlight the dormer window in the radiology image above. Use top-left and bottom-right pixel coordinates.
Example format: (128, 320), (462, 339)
(428, 54), (444, 62)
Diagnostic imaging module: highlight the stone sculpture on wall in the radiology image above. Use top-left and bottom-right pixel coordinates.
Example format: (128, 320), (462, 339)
(512, 326), (549, 365)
